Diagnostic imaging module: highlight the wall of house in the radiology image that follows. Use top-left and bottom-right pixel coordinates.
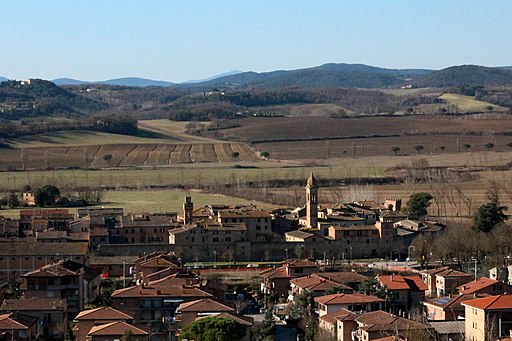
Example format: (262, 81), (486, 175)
(464, 306), (486, 341)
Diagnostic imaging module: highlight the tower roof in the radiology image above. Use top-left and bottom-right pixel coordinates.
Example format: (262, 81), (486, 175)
(306, 173), (317, 187)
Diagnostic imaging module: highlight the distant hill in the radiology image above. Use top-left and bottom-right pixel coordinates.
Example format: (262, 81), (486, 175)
(0, 76), (8, 83)
(181, 63), (433, 89)
(415, 65), (512, 87)
(183, 70), (244, 84)
(53, 77), (175, 87)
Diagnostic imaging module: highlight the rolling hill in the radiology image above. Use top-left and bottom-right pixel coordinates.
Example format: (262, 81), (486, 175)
(415, 65), (512, 87)
(53, 77), (175, 87)
(0, 76), (7, 82)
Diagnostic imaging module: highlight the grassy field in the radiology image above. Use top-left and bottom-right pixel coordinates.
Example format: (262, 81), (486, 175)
(439, 93), (506, 112)
(1, 151), (511, 191)
(0, 189), (277, 218)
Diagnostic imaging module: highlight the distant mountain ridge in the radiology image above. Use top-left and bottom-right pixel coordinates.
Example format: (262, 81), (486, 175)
(4, 63), (512, 89)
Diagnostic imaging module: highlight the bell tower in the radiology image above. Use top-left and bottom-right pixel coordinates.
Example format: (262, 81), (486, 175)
(305, 173), (318, 228)
(183, 194), (193, 224)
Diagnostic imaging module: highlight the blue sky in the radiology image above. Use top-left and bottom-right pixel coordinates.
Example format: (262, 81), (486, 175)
(1, 1), (510, 82)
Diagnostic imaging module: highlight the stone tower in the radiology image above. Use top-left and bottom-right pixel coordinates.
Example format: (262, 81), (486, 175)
(183, 194), (193, 224)
(305, 173), (318, 228)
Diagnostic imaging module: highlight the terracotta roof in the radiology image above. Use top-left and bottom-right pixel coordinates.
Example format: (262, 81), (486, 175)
(285, 230), (316, 239)
(87, 321), (148, 336)
(316, 272), (369, 285)
(74, 307), (133, 321)
(177, 298), (234, 313)
(314, 293), (384, 305)
(139, 257), (179, 269)
(319, 309), (357, 324)
(435, 268), (472, 279)
(90, 256), (138, 266)
(218, 209), (270, 219)
(0, 313), (37, 330)
(23, 260), (82, 277)
(462, 294), (512, 310)
(284, 259), (318, 268)
(111, 280), (211, 299)
(290, 274), (352, 292)
(457, 277), (501, 294)
(199, 312), (253, 326)
(1, 298), (66, 312)
(260, 266), (290, 279)
(373, 337), (406, 341)
(377, 275), (427, 291)
(423, 294), (489, 310)
(356, 311), (429, 332)
(355, 310), (397, 325)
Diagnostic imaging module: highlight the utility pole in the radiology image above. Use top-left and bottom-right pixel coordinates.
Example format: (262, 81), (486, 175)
(123, 261), (126, 288)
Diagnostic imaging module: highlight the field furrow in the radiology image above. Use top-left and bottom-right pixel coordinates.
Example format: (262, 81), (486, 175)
(170, 145), (192, 163)
(190, 144), (219, 163)
(146, 144), (175, 166)
(214, 143), (236, 162)
(120, 144), (157, 166)
(231, 143), (257, 161)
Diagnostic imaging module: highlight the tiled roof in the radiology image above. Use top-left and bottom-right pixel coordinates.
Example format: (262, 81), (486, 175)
(290, 274), (352, 292)
(285, 259), (318, 268)
(356, 311), (429, 332)
(457, 277), (501, 294)
(111, 282), (211, 299)
(285, 230), (316, 239)
(177, 298), (233, 313)
(319, 309), (357, 324)
(1, 298), (66, 312)
(0, 313), (37, 330)
(316, 272), (369, 284)
(354, 310), (397, 325)
(218, 209), (270, 219)
(377, 275), (427, 291)
(435, 268), (472, 278)
(462, 294), (512, 310)
(260, 266), (290, 279)
(199, 312), (253, 326)
(23, 260), (82, 277)
(74, 307), (133, 321)
(314, 293), (384, 305)
(423, 294), (488, 310)
(90, 256), (138, 266)
(87, 321), (148, 336)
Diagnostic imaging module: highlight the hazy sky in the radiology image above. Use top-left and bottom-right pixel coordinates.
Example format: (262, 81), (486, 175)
(1, 1), (511, 82)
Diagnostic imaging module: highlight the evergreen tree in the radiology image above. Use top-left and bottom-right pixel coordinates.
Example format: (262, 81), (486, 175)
(403, 192), (433, 220)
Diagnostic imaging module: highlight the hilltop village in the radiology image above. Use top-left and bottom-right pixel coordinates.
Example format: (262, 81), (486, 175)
(0, 174), (509, 341)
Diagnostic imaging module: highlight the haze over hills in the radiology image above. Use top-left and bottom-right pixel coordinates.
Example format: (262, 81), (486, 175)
(3, 63), (512, 89)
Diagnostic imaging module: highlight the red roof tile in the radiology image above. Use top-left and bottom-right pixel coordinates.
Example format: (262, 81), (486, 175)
(74, 307), (133, 321)
(377, 275), (427, 291)
(314, 293), (384, 305)
(177, 299), (234, 313)
(87, 321), (148, 336)
(457, 277), (499, 294)
(462, 294), (512, 310)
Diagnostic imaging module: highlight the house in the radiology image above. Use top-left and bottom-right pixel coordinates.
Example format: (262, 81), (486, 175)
(89, 256), (138, 279)
(326, 225), (382, 259)
(315, 272), (369, 291)
(489, 265), (512, 284)
(108, 213), (177, 244)
(422, 294), (487, 321)
(352, 310), (433, 341)
(0, 298), (67, 340)
(175, 298), (234, 326)
(111, 275), (212, 324)
(285, 230), (319, 243)
(462, 294), (512, 341)
(318, 308), (358, 341)
(376, 274), (427, 310)
(21, 260), (101, 317)
(85, 321), (148, 341)
(0, 241), (89, 282)
(289, 274), (352, 301)
(260, 259), (319, 296)
(457, 277), (512, 295)
(217, 208), (272, 242)
(0, 313), (39, 341)
(421, 267), (473, 297)
(314, 293), (384, 316)
(133, 252), (180, 282)
(428, 320), (465, 341)
(73, 307), (133, 341)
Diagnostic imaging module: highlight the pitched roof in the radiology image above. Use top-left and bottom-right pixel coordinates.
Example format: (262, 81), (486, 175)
(290, 274), (352, 292)
(0, 313), (37, 330)
(1, 298), (66, 312)
(201, 312), (253, 326)
(87, 321), (148, 336)
(319, 309), (357, 324)
(74, 307), (133, 321)
(285, 230), (316, 239)
(316, 272), (369, 284)
(355, 310), (397, 325)
(435, 268), (472, 279)
(111, 278), (211, 299)
(462, 294), (512, 310)
(423, 294), (489, 310)
(457, 277), (502, 294)
(260, 266), (290, 279)
(314, 293), (384, 305)
(23, 260), (83, 277)
(177, 298), (234, 313)
(377, 275), (427, 291)
(356, 311), (429, 332)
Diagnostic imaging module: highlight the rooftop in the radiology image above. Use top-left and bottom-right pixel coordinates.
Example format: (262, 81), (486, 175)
(377, 274), (427, 291)
(177, 298), (234, 313)
(74, 307), (133, 321)
(1, 298), (66, 312)
(314, 293), (384, 305)
(87, 321), (148, 336)
(462, 294), (512, 310)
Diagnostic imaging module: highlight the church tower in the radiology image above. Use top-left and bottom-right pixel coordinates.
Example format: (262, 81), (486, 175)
(305, 173), (318, 228)
(183, 194), (193, 224)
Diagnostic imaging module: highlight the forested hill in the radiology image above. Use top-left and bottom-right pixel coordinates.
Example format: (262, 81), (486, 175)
(0, 79), (108, 119)
(414, 65), (512, 87)
(181, 63), (429, 89)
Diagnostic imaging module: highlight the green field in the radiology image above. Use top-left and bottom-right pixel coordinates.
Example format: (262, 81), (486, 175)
(439, 93), (506, 112)
(0, 189), (277, 218)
